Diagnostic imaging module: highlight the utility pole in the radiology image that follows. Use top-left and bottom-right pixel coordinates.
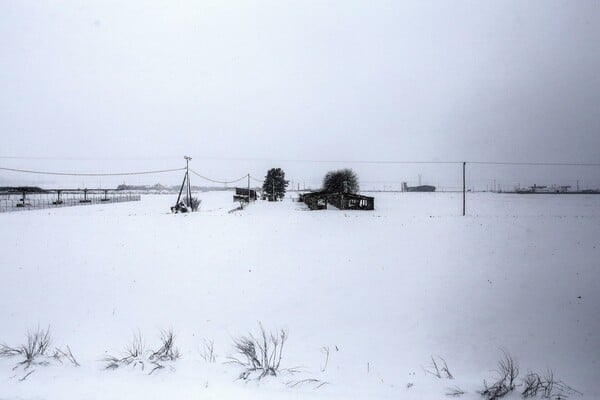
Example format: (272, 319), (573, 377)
(184, 156), (192, 207)
(185, 156), (192, 209)
(247, 174), (251, 203)
(462, 162), (466, 216)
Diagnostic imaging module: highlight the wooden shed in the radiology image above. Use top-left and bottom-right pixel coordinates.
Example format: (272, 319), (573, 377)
(300, 191), (374, 211)
(233, 187), (257, 202)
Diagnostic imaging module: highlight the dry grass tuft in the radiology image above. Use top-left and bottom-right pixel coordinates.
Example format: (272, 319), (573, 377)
(228, 323), (287, 380)
(200, 338), (216, 363)
(425, 355), (454, 379)
(104, 330), (181, 374)
(0, 327), (78, 380)
(479, 350), (519, 400)
(522, 370), (582, 399)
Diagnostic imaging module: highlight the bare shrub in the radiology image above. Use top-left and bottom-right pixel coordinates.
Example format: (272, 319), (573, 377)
(20, 327), (52, 365)
(522, 370), (582, 399)
(229, 323), (287, 380)
(103, 332), (147, 371)
(0, 343), (22, 357)
(425, 356), (454, 379)
(522, 371), (543, 398)
(150, 330), (181, 362)
(104, 330), (180, 374)
(0, 327), (53, 369)
(200, 338), (216, 363)
(124, 332), (146, 359)
(0, 327), (78, 380)
(190, 197), (201, 212)
(51, 346), (80, 366)
(102, 355), (122, 370)
(479, 350), (519, 400)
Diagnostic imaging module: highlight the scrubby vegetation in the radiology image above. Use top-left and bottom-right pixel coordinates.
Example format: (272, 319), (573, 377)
(0, 327), (78, 381)
(103, 329), (180, 375)
(228, 323), (288, 380)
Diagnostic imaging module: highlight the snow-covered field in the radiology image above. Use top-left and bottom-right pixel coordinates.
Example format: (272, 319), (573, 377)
(1, 192), (598, 399)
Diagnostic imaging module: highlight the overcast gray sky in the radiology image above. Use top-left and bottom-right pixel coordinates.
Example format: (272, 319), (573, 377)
(1, 1), (599, 189)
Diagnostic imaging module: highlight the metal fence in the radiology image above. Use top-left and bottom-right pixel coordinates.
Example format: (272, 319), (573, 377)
(0, 192), (141, 213)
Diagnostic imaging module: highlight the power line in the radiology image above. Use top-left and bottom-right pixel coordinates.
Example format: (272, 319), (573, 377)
(178, 157), (600, 166)
(0, 166), (185, 176)
(189, 169), (247, 184)
(0, 156), (181, 161)
(188, 157), (464, 165)
(468, 161), (600, 167)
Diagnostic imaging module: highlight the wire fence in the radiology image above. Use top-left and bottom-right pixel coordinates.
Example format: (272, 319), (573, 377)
(0, 192), (141, 213)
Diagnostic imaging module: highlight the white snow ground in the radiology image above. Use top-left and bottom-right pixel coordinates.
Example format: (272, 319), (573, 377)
(1, 192), (599, 399)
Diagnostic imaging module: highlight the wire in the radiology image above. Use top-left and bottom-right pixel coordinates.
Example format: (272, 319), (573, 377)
(0, 166), (185, 176)
(189, 169), (248, 184)
(249, 176), (264, 183)
(0, 156), (181, 161)
(189, 156), (464, 165)
(468, 161), (600, 167)
(186, 157), (600, 167)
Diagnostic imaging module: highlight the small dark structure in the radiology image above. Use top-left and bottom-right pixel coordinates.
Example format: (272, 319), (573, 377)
(402, 182), (436, 192)
(330, 192), (375, 210)
(299, 191), (329, 210)
(514, 184), (600, 194)
(234, 187), (257, 202)
(300, 191), (374, 211)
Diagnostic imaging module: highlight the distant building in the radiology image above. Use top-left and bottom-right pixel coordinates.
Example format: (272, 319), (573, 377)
(233, 187), (257, 202)
(299, 191), (374, 211)
(401, 182), (436, 192)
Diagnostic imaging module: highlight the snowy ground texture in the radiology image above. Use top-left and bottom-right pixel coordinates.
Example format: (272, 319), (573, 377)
(1, 192), (599, 400)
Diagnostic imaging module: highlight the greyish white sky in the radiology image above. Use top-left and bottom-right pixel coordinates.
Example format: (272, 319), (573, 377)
(1, 1), (599, 190)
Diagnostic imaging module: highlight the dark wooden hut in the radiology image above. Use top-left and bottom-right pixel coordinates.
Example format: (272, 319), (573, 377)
(300, 191), (374, 211)
(233, 187), (257, 202)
